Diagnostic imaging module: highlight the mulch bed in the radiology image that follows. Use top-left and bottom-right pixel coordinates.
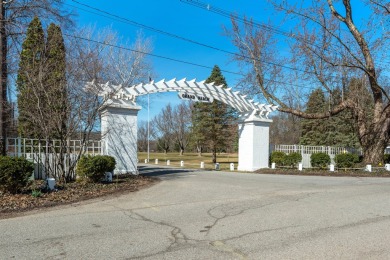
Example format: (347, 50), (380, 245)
(256, 168), (390, 177)
(0, 175), (159, 219)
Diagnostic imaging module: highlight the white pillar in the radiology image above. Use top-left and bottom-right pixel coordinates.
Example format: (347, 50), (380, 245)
(237, 115), (272, 171)
(167, 160), (170, 166)
(200, 162), (205, 169)
(330, 164), (335, 172)
(271, 162), (276, 169)
(155, 159), (159, 164)
(180, 161), (184, 167)
(366, 164), (372, 172)
(385, 164), (390, 171)
(230, 163), (235, 171)
(100, 101), (141, 174)
(298, 163), (303, 171)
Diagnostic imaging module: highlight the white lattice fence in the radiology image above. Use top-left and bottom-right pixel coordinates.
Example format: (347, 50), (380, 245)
(272, 145), (362, 168)
(6, 138), (101, 179)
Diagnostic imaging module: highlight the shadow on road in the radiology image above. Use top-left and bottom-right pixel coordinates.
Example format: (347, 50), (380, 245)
(138, 165), (197, 180)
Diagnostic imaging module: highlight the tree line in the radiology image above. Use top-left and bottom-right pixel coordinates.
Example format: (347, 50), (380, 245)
(138, 66), (238, 163)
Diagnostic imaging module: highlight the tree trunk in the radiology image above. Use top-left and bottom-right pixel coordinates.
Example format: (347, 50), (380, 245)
(197, 145), (202, 157)
(0, 1), (7, 155)
(179, 148), (184, 156)
(359, 112), (390, 165)
(212, 149), (217, 163)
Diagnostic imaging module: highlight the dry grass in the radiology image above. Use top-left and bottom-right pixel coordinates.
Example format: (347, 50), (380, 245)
(138, 152), (238, 170)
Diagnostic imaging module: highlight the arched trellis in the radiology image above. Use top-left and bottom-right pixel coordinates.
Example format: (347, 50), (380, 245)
(91, 78), (277, 174)
(88, 78), (278, 118)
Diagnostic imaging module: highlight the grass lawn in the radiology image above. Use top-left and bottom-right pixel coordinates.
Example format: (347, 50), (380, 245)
(138, 152), (238, 170)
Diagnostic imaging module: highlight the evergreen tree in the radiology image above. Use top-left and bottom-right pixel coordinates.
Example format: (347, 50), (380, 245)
(300, 88), (327, 145)
(17, 18), (68, 140)
(17, 16), (45, 138)
(191, 65), (236, 163)
(45, 23), (68, 139)
(325, 89), (360, 147)
(300, 88), (360, 147)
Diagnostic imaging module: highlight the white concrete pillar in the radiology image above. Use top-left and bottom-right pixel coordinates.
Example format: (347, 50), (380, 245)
(330, 164), (335, 172)
(180, 161), (184, 167)
(271, 162), (276, 169)
(237, 116), (272, 171)
(167, 160), (170, 166)
(230, 163), (235, 171)
(155, 159), (159, 164)
(385, 164), (390, 171)
(100, 102), (141, 174)
(200, 162), (205, 169)
(298, 163), (303, 171)
(144, 159), (148, 164)
(366, 164), (372, 172)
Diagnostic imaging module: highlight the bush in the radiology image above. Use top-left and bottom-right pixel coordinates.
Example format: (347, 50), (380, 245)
(384, 154), (390, 164)
(270, 151), (286, 165)
(284, 152), (302, 167)
(0, 156), (34, 194)
(76, 155), (116, 182)
(335, 153), (359, 168)
(311, 153), (331, 169)
(102, 155), (116, 172)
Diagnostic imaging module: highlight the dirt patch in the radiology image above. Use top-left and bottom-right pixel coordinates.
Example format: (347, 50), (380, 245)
(0, 174), (159, 219)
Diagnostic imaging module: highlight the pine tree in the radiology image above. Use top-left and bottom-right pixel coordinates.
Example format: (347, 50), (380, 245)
(300, 88), (360, 147)
(45, 23), (67, 139)
(300, 88), (327, 145)
(17, 16), (45, 138)
(191, 65), (236, 163)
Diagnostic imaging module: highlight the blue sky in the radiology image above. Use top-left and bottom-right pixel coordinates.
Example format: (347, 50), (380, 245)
(63, 0), (278, 121)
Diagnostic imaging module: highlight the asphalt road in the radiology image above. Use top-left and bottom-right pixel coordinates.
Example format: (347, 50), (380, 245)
(2, 165), (390, 259)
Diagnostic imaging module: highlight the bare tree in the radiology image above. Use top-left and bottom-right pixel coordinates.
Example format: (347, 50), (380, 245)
(227, 1), (390, 164)
(151, 104), (174, 154)
(172, 102), (192, 155)
(138, 120), (153, 152)
(18, 27), (153, 182)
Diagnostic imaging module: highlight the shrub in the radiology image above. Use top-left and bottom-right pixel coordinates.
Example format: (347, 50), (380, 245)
(284, 152), (302, 167)
(0, 156), (34, 194)
(76, 155), (116, 182)
(270, 151), (286, 165)
(384, 154), (390, 164)
(335, 153), (359, 168)
(311, 153), (331, 169)
(102, 155), (116, 172)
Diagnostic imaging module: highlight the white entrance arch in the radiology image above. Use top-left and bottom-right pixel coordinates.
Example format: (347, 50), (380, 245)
(90, 78), (278, 173)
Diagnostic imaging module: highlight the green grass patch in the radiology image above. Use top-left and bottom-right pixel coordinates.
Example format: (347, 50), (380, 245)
(138, 152), (238, 170)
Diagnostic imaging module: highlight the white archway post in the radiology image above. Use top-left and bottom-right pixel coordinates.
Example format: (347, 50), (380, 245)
(100, 101), (141, 174)
(237, 115), (272, 171)
(91, 79), (278, 174)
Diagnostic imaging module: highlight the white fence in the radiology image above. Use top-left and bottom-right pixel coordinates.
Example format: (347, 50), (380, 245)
(272, 144), (362, 168)
(6, 138), (101, 179)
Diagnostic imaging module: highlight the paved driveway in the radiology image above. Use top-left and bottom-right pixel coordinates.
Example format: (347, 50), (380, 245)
(2, 165), (390, 259)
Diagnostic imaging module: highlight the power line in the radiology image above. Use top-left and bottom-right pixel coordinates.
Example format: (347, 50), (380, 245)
(63, 32), (317, 90)
(67, 0), (313, 75)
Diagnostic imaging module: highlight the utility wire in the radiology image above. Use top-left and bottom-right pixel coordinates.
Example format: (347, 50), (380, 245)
(67, 0), (313, 75)
(63, 32), (317, 90)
